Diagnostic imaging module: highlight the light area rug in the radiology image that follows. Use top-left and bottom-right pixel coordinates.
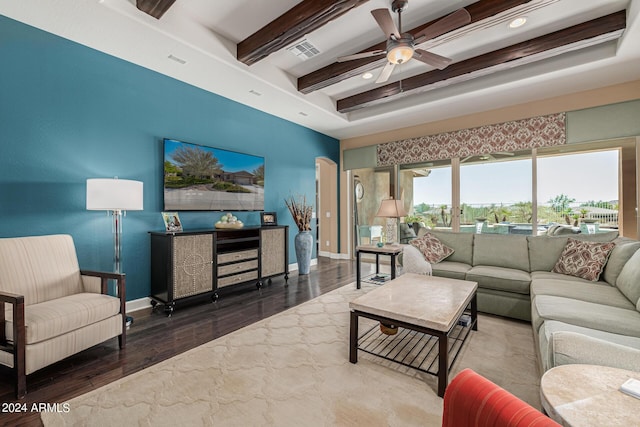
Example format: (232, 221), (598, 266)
(43, 282), (539, 427)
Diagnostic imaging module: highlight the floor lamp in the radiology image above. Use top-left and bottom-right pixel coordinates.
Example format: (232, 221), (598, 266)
(376, 198), (407, 245)
(86, 178), (143, 327)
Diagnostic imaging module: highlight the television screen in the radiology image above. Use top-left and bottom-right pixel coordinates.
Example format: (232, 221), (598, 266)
(163, 138), (264, 211)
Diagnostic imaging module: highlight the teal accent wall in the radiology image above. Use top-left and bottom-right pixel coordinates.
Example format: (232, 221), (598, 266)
(0, 16), (339, 300)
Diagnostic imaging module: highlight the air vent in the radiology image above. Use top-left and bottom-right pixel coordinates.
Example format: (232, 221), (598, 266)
(286, 39), (321, 61)
(167, 54), (186, 64)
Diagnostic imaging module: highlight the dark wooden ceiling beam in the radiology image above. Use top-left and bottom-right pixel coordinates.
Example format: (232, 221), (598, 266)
(298, 0), (533, 94)
(136, 0), (176, 20)
(237, 0), (370, 66)
(336, 11), (626, 113)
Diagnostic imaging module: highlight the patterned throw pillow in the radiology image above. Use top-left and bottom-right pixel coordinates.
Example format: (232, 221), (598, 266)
(552, 238), (616, 281)
(410, 232), (454, 264)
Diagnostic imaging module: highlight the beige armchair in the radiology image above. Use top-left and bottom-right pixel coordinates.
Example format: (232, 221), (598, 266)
(0, 234), (126, 398)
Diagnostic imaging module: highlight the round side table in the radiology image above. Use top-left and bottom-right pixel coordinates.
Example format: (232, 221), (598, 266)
(540, 364), (640, 426)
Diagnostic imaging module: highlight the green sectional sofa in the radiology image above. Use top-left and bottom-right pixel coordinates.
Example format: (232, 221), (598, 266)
(402, 229), (640, 373)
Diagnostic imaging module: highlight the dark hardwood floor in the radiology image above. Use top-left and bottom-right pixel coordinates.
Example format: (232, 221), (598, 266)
(0, 257), (366, 426)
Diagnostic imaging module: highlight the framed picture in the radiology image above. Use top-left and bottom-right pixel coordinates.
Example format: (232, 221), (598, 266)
(260, 212), (277, 226)
(162, 212), (183, 232)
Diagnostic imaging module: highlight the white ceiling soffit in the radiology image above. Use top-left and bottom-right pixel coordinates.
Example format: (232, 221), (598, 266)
(0, 0), (638, 140)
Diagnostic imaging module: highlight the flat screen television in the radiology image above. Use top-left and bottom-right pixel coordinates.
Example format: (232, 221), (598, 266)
(163, 138), (264, 211)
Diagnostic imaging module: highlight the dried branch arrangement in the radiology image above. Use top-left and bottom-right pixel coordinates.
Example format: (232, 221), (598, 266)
(285, 195), (313, 232)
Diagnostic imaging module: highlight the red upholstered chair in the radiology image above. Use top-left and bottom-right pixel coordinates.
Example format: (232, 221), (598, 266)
(442, 369), (560, 427)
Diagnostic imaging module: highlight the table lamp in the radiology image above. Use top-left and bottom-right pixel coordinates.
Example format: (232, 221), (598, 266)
(376, 198), (407, 245)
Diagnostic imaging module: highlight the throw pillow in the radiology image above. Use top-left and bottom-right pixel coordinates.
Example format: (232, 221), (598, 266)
(552, 238), (616, 281)
(410, 232), (454, 264)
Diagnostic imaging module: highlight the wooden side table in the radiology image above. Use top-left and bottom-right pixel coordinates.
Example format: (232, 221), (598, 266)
(355, 244), (403, 289)
(540, 364), (640, 426)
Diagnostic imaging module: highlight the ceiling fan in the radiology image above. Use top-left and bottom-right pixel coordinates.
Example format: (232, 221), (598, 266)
(337, 0), (471, 84)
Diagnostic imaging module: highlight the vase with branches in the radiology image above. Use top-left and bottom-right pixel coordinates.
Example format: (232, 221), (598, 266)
(285, 195), (314, 274)
(285, 195), (313, 232)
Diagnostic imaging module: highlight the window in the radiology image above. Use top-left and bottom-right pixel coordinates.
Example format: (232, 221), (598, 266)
(537, 148), (619, 233)
(400, 160), (452, 230)
(460, 151), (532, 234)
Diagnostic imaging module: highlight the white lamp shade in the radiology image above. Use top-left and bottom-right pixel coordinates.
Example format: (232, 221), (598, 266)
(86, 178), (144, 211)
(376, 199), (407, 218)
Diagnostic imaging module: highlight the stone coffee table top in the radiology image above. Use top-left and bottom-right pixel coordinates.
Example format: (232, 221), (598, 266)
(349, 273), (477, 331)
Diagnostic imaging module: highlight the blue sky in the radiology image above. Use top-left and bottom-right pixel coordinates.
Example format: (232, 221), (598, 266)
(165, 139), (264, 173)
(414, 150), (618, 206)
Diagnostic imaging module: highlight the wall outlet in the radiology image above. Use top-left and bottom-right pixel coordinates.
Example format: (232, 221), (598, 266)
(325, 211), (331, 218)
(325, 240), (330, 246)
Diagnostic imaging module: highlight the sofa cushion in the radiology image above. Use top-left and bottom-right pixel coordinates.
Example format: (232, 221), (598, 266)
(428, 230), (474, 265)
(5, 292), (121, 344)
(539, 321), (640, 372)
(431, 261), (472, 280)
(616, 248), (640, 307)
(602, 241), (640, 286)
(472, 234), (530, 271)
(532, 295), (640, 338)
(466, 266), (531, 295)
(409, 232), (454, 263)
(527, 236), (568, 272)
(552, 238), (615, 281)
(0, 234), (84, 305)
(530, 278), (635, 310)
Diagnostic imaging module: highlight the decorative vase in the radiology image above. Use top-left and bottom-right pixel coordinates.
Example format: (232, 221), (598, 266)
(294, 230), (313, 275)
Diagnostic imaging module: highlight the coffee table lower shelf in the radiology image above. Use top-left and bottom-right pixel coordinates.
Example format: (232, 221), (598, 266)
(350, 309), (476, 397)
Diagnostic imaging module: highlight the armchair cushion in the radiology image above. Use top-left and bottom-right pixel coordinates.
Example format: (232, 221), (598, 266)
(0, 235), (84, 305)
(5, 293), (121, 344)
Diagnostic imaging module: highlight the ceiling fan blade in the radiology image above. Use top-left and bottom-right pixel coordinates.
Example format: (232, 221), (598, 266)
(413, 49), (452, 70)
(375, 62), (395, 84)
(414, 8), (471, 43)
(337, 50), (385, 62)
(371, 8), (400, 39)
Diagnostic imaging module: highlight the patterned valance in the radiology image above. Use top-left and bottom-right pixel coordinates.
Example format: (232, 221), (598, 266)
(377, 113), (566, 166)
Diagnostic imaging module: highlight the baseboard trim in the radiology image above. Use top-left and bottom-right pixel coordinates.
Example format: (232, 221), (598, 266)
(126, 297), (152, 314)
(288, 258), (318, 272)
(318, 251), (350, 260)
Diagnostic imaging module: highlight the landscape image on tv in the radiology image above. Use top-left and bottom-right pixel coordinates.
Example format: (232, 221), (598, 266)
(163, 139), (264, 211)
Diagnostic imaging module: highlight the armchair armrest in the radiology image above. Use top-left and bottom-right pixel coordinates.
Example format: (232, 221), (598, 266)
(0, 290), (26, 398)
(0, 291), (24, 346)
(80, 270), (126, 316)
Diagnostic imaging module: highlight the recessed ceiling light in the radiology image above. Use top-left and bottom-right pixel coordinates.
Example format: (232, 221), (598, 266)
(509, 17), (527, 29)
(362, 72), (374, 80)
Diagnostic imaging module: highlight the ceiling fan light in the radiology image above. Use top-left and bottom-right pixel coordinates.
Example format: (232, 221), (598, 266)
(509, 17), (527, 29)
(387, 45), (413, 64)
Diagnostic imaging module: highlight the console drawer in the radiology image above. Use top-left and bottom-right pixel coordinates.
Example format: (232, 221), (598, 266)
(217, 270), (259, 288)
(218, 259), (258, 276)
(217, 249), (258, 264)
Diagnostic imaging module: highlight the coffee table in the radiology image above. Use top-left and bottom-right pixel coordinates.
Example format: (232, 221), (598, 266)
(541, 364), (640, 426)
(349, 273), (478, 397)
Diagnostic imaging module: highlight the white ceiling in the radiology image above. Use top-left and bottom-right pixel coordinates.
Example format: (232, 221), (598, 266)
(1, 0), (639, 140)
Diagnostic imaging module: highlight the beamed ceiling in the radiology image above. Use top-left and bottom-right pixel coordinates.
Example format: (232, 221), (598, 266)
(1, 0), (639, 139)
